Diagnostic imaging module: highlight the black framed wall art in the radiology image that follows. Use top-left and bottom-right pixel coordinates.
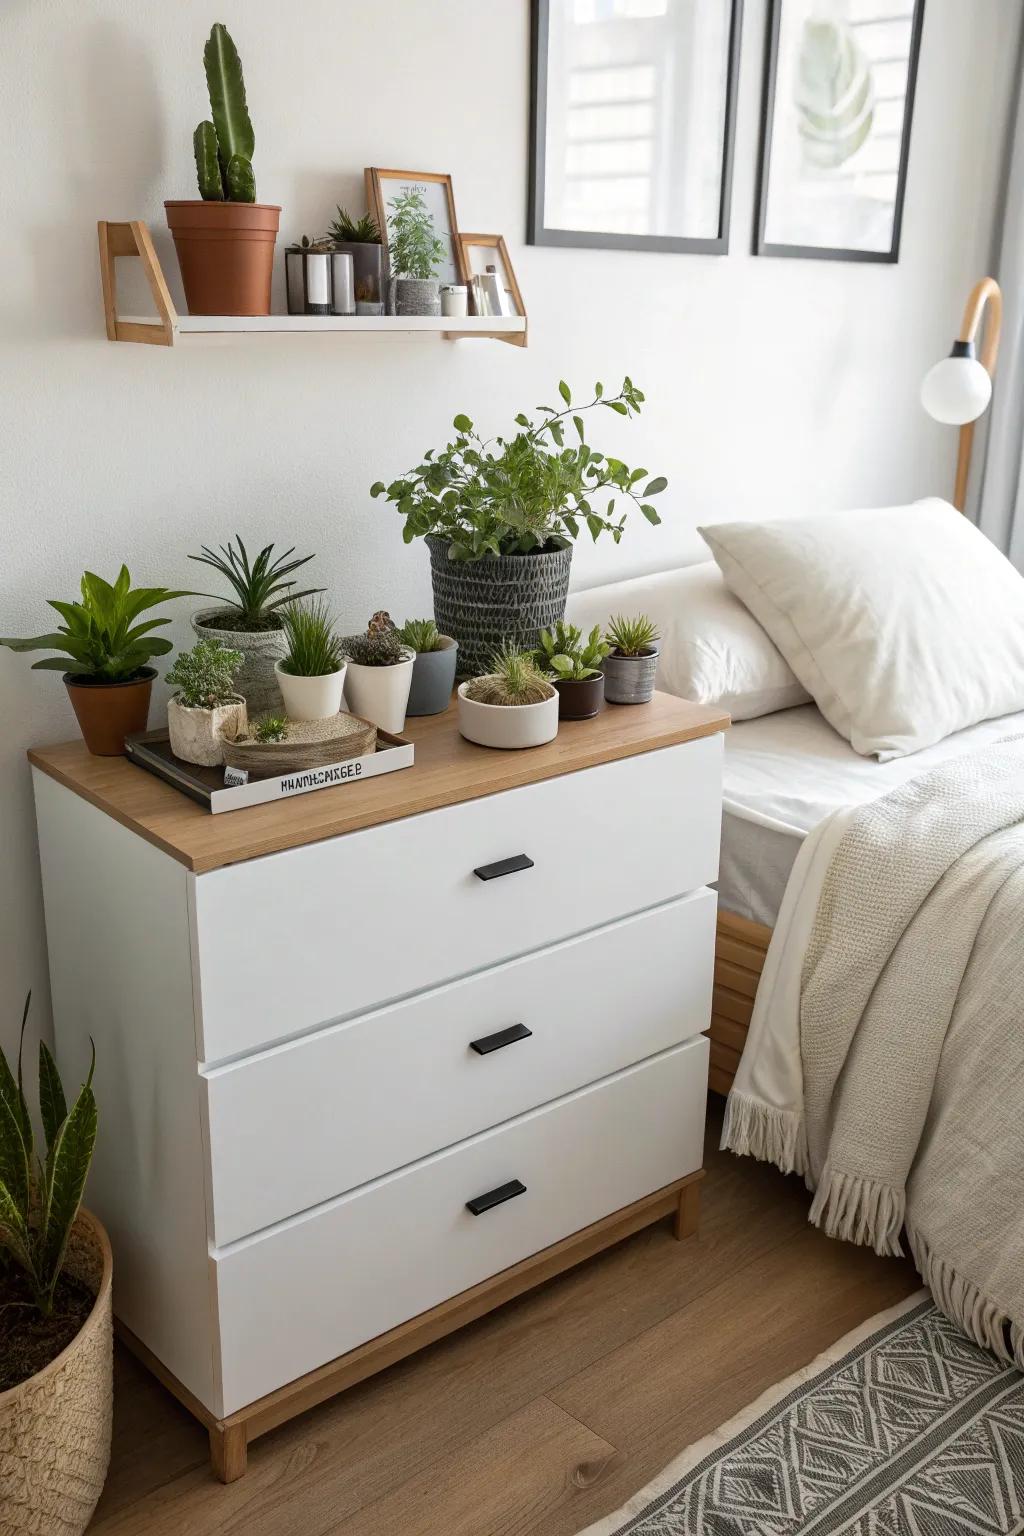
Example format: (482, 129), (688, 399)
(528, 0), (744, 255)
(755, 0), (925, 262)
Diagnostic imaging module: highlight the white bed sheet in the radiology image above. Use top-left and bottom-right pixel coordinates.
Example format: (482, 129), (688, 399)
(719, 704), (1024, 925)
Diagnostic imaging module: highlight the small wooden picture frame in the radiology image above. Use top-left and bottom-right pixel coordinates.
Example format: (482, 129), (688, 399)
(365, 168), (468, 288)
(459, 234), (525, 319)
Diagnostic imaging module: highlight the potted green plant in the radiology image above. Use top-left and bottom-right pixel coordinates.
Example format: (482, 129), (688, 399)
(328, 205), (384, 314)
(165, 24), (280, 316)
(534, 620), (609, 720)
(399, 618), (458, 716)
(188, 536), (323, 715)
(274, 599), (347, 721)
(370, 378), (666, 675)
(165, 637), (247, 765)
(603, 613), (662, 704)
(1, 568), (190, 755)
(385, 185), (446, 316)
(458, 643), (558, 750)
(0, 993), (109, 1536)
(342, 612), (415, 732)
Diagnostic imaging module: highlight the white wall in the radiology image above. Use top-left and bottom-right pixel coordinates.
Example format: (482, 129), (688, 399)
(1, 0), (1019, 1059)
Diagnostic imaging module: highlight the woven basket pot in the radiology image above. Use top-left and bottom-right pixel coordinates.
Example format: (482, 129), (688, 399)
(0, 1210), (113, 1535)
(191, 609), (285, 717)
(427, 536), (573, 677)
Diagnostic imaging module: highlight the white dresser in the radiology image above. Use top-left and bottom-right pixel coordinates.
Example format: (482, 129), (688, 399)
(30, 692), (726, 1480)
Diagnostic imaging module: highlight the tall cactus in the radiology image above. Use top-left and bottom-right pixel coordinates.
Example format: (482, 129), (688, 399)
(193, 24), (256, 203)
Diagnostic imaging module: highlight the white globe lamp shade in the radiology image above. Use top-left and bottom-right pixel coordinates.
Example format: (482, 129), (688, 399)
(920, 349), (992, 426)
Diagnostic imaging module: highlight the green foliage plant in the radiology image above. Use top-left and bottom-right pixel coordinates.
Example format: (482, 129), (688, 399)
(605, 613), (661, 656)
(253, 715), (288, 743)
(386, 186), (446, 280)
(165, 638), (243, 708)
(370, 378), (666, 563)
(1, 568), (191, 682)
(279, 599), (344, 678)
(194, 24), (257, 203)
(463, 643), (554, 707)
(533, 620), (609, 682)
(329, 207), (381, 244)
(189, 537), (323, 632)
(345, 611), (408, 668)
(398, 618), (444, 654)
(0, 993), (98, 1318)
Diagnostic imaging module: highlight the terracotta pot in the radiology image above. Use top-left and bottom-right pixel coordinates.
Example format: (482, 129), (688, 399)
(165, 201), (281, 316)
(0, 1210), (113, 1535)
(65, 669), (155, 756)
(554, 673), (605, 720)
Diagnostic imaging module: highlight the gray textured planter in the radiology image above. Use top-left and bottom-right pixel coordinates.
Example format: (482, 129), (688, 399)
(427, 537), (573, 677)
(395, 277), (441, 316)
(406, 635), (459, 716)
(602, 646), (660, 704)
(191, 609), (285, 716)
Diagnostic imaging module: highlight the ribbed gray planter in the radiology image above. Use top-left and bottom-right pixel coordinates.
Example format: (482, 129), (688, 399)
(406, 636), (459, 716)
(395, 277), (441, 316)
(427, 537), (573, 677)
(602, 646), (660, 704)
(191, 609), (285, 717)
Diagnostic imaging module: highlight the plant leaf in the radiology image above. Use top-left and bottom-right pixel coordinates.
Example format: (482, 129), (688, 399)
(643, 476), (668, 496)
(39, 1077), (97, 1297)
(641, 503), (662, 525)
(204, 23), (255, 165)
(38, 1042), (68, 1151)
(558, 380), (571, 405)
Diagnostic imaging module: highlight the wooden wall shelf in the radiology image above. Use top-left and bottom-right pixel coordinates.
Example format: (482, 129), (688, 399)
(98, 221), (528, 348)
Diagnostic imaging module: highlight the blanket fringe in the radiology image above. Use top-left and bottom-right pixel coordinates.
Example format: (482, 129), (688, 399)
(909, 1226), (1024, 1369)
(808, 1163), (905, 1256)
(721, 1089), (807, 1177)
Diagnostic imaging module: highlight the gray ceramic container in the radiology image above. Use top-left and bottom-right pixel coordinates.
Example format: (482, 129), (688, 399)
(395, 277), (441, 316)
(406, 635), (459, 716)
(601, 646), (660, 705)
(191, 609), (285, 716)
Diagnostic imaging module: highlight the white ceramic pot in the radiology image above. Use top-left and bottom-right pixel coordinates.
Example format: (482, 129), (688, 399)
(457, 682), (559, 750)
(167, 694), (247, 766)
(274, 660), (347, 722)
(343, 651), (415, 733)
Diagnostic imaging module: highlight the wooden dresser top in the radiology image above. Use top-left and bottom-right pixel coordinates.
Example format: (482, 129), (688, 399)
(28, 692), (728, 873)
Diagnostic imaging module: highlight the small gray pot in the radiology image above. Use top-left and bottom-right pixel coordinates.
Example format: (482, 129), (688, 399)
(191, 609), (285, 717)
(602, 646), (660, 704)
(406, 636), (459, 716)
(395, 277), (441, 316)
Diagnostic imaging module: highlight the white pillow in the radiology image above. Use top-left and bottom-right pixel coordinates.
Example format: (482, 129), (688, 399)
(699, 499), (1024, 759)
(565, 561), (810, 721)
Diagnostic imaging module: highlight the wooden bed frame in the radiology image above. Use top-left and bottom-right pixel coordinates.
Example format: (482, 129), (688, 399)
(709, 910), (771, 1095)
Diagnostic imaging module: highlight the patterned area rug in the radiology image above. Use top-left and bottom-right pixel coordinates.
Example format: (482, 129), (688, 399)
(579, 1291), (1024, 1535)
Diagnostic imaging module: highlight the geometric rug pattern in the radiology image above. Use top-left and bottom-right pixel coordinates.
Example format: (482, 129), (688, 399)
(607, 1300), (1024, 1535)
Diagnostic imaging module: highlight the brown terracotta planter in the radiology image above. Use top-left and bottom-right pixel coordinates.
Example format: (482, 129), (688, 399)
(554, 673), (605, 720)
(165, 201), (281, 316)
(65, 669), (155, 756)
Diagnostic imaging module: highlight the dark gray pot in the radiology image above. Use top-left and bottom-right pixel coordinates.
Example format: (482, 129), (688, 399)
(396, 277), (441, 316)
(602, 646), (660, 704)
(333, 241), (384, 307)
(427, 536), (573, 677)
(406, 635), (459, 716)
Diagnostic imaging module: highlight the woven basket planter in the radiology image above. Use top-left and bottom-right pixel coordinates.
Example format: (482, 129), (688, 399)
(0, 1209), (113, 1535)
(427, 536), (573, 677)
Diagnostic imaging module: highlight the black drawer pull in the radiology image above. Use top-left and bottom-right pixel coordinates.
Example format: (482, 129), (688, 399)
(473, 853), (534, 882)
(466, 1179), (527, 1216)
(470, 1023), (533, 1056)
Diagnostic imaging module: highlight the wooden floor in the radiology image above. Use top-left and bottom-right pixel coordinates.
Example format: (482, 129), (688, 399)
(90, 1103), (919, 1535)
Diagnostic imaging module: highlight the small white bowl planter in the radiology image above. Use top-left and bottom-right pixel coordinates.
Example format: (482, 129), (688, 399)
(274, 660), (348, 722)
(167, 694), (247, 767)
(457, 681), (559, 750)
(343, 650), (415, 733)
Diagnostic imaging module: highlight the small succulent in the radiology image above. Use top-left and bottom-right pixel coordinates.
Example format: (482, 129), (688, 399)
(166, 638), (243, 709)
(399, 618), (445, 654)
(463, 643), (553, 707)
(253, 715), (289, 743)
(533, 620), (609, 682)
(605, 613), (660, 656)
(328, 207), (381, 244)
(346, 612), (407, 667)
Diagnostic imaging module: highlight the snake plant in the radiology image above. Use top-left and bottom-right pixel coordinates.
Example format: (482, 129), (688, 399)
(194, 24), (257, 203)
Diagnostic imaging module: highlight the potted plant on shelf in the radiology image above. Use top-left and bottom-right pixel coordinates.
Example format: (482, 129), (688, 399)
(534, 620), (609, 720)
(274, 599), (347, 721)
(188, 536), (323, 715)
(328, 205), (384, 314)
(1, 567), (190, 755)
(371, 378), (666, 675)
(399, 618), (458, 716)
(386, 185), (446, 316)
(165, 637), (246, 765)
(603, 613), (661, 704)
(0, 993), (109, 1536)
(458, 643), (558, 750)
(343, 612), (415, 732)
(165, 24), (280, 316)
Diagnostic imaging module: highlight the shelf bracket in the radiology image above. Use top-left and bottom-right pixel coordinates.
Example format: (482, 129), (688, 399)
(98, 220), (177, 346)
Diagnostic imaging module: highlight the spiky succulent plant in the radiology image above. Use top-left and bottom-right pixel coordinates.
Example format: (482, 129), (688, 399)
(399, 618), (445, 654)
(463, 643), (554, 707)
(345, 612), (408, 667)
(605, 613), (660, 656)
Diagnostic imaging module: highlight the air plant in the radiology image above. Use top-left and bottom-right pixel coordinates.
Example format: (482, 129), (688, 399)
(463, 643), (554, 707)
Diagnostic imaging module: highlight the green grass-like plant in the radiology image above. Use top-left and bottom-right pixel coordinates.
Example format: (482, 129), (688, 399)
(464, 643), (553, 707)
(399, 618), (445, 653)
(346, 611), (407, 668)
(189, 536), (323, 631)
(279, 599), (344, 678)
(329, 207), (381, 244)
(605, 613), (660, 656)
(166, 638), (243, 709)
(253, 715), (289, 743)
(533, 620), (609, 682)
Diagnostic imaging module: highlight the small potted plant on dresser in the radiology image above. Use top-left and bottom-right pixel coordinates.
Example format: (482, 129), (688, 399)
(343, 612), (415, 731)
(328, 206), (385, 314)
(274, 599), (347, 722)
(386, 185), (446, 316)
(458, 643), (558, 749)
(399, 619), (458, 716)
(189, 536), (324, 716)
(1, 568), (190, 755)
(534, 621), (609, 720)
(0, 993), (109, 1536)
(165, 638), (247, 765)
(603, 614), (661, 704)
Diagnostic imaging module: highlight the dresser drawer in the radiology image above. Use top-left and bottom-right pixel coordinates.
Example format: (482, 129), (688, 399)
(202, 890), (715, 1245)
(191, 736), (722, 1063)
(212, 1035), (708, 1413)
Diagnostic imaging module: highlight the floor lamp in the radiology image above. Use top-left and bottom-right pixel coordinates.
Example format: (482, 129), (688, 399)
(920, 278), (1003, 512)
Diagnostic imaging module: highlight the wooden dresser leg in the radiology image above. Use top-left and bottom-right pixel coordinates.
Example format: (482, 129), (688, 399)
(673, 1180), (701, 1242)
(210, 1422), (247, 1483)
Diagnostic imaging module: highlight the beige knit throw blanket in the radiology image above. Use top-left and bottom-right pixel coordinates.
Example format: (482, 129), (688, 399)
(724, 736), (1024, 1367)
